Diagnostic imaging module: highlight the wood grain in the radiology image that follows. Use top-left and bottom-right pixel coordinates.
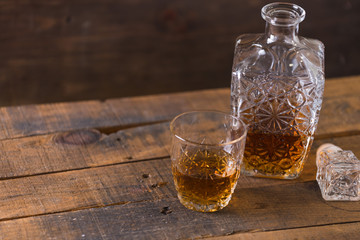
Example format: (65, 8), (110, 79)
(0, 181), (359, 239)
(0, 115), (359, 180)
(209, 222), (360, 240)
(322, 75), (360, 98)
(0, 123), (171, 178)
(0, 88), (230, 140)
(0, 75), (358, 140)
(0, 158), (176, 220)
(0, 129), (358, 220)
(0, 100), (119, 140)
(0, 76), (357, 239)
(317, 95), (360, 138)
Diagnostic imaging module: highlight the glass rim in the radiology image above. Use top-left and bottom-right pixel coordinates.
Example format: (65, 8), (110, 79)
(261, 2), (306, 27)
(170, 110), (247, 147)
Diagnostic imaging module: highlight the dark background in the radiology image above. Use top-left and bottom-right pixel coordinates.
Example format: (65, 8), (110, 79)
(0, 0), (359, 106)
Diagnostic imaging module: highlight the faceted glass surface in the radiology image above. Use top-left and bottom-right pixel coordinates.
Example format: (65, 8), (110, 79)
(170, 111), (247, 212)
(316, 145), (360, 201)
(231, 3), (325, 179)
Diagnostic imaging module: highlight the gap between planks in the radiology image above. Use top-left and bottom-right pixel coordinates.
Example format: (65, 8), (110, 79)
(0, 119), (170, 142)
(0, 174), (355, 226)
(205, 221), (360, 240)
(0, 120), (358, 181)
(1, 121), (359, 142)
(0, 75), (358, 141)
(1, 181), (359, 239)
(0, 196), (176, 223)
(0, 147), (356, 224)
(0, 155), (170, 181)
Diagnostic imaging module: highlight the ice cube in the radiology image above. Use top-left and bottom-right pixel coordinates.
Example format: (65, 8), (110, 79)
(316, 144), (360, 201)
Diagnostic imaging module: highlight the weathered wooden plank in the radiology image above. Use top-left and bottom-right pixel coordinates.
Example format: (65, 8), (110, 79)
(0, 158), (177, 221)
(323, 75), (360, 98)
(317, 95), (360, 138)
(0, 123), (170, 178)
(0, 88), (230, 140)
(0, 181), (359, 239)
(105, 88), (230, 128)
(0, 113), (359, 180)
(105, 75), (360, 138)
(209, 222), (360, 240)
(0, 100), (119, 140)
(0, 76), (358, 140)
(0, 132), (359, 220)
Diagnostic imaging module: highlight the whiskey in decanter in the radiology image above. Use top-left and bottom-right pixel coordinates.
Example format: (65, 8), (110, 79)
(230, 3), (325, 179)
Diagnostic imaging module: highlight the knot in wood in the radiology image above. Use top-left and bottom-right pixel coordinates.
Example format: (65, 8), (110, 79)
(55, 129), (101, 145)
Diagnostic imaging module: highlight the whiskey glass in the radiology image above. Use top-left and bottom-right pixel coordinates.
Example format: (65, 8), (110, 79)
(170, 111), (247, 212)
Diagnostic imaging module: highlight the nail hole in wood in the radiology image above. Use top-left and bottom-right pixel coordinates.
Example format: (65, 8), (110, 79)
(161, 206), (172, 215)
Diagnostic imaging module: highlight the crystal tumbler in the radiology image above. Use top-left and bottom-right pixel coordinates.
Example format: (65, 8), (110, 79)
(170, 111), (247, 212)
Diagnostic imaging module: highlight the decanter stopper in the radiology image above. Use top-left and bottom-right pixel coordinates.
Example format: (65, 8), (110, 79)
(316, 144), (360, 201)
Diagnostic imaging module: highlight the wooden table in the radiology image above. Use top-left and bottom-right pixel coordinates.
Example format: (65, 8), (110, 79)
(0, 75), (359, 239)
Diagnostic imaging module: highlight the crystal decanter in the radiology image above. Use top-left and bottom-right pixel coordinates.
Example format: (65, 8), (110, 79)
(230, 2), (325, 179)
